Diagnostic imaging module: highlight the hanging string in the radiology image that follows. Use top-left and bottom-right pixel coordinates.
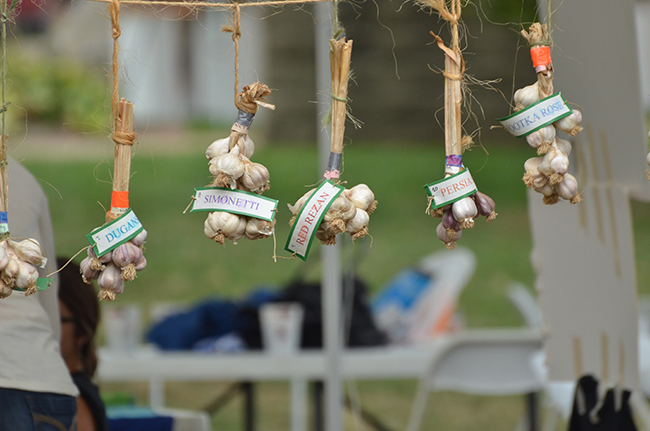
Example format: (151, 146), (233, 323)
(89, 0), (330, 9)
(221, 3), (242, 99)
(0, 0), (17, 215)
(109, 0), (122, 124)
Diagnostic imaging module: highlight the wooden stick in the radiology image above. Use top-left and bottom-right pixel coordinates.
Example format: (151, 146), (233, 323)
(330, 38), (352, 155)
(444, 3), (462, 157)
(110, 98), (135, 217)
(0, 135), (7, 214)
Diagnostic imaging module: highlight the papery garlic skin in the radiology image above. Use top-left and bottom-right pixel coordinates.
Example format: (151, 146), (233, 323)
(288, 189), (315, 216)
(80, 256), (100, 284)
(206, 138), (230, 160)
(98, 263), (125, 301)
(0, 244), (9, 272)
(240, 161), (270, 194)
(557, 173), (581, 204)
(473, 192), (497, 221)
(245, 218), (275, 240)
(130, 229), (148, 247)
(451, 197), (478, 229)
(436, 222), (461, 250)
(514, 82), (540, 110)
(323, 195), (356, 234)
(526, 125), (556, 154)
(1, 257), (20, 287)
(15, 261), (39, 295)
(205, 211), (246, 245)
(8, 238), (47, 268)
(344, 184), (377, 214)
(210, 146), (246, 189)
(236, 135), (255, 159)
(555, 138), (572, 156)
(554, 110), (583, 136)
(0, 278), (11, 299)
(346, 208), (370, 240)
(112, 242), (144, 281)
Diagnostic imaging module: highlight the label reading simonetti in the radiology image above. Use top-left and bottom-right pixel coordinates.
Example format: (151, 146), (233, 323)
(190, 187), (279, 222)
(498, 92), (572, 137)
(424, 169), (477, 209)
(86, 209), (143, 257)
(285, 180), (344, 261)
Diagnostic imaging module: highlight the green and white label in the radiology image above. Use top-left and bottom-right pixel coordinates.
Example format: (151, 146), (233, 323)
(191, 187), (279, 222)
(285, 181), (344, 261)
(424, 169), (477, 209)
(86, 209), (143, 257)
(498, 92), (572, 137)
(14, 278), (51, 292)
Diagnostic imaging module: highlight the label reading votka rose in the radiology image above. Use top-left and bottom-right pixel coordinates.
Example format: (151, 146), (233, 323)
(285, 181), (344, 261)
(498, 92), (572, 137)
(424, 169), (478, 209)
(190, 187), (279, 222)
(86, 209), (143, 257)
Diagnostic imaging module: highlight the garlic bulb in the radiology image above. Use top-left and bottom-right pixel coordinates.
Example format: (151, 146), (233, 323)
(534, 182), (559, 205)
(555, 138), (572, 156)
(323, 195), (356, 235)
(206, 138), (230, 160)
(514, 82), (540, 110)
(80, 256), (100, 284)
(236, 135), (255, 159)
(8, 238), (47, 268)
(130, 229), (148, 247)
(526, 125), (556, 154)
(451, 197), (478, 229)
(0, 245), (8, 272)
(204, 211), (246, 245)
(436, 222), (462, 250)
(344, 184), (377, 214)
(134, 255), (147, 272)
(87, 246), (111, 271)
(473, 191), (497, 221)
(554, 110), (583, 136)
(15, 261), (38, 295)
(240, 160), (270, 194)
(315, 223), (337, 245)
(0, 278), (11, 299)
(98, 263), (125, 301)
(557, 173), (581, 204)
(346, 208), (369, 240)
(1, 257), (20, 287)
(210, 146), (245, 189)
(112, 242), (144, 281)
(288, 189), (315, 216)
(441, 209), (460, 238)
(245, 218), (275, 240)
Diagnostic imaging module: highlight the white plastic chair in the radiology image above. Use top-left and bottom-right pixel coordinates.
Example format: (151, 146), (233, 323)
(407, 327), (544, 431)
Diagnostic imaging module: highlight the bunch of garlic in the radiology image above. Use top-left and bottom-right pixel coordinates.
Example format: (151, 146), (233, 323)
(431, 191), (496, 250)
(0, 238), (47, 298)
(513, 81), (583, 202)
(288, 183), (377, 245)
(203, 135), (275, 245)
(80, 229), (147, 301)
(522, 137), (581, 205)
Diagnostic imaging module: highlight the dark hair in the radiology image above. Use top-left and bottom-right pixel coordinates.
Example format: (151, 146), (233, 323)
(57, 257), (101, 377)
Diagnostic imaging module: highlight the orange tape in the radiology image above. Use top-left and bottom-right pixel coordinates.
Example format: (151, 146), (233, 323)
(530, 46), (551, 70)
(111, 190), (129, 209)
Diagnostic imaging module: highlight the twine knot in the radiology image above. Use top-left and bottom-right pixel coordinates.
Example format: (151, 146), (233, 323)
(111, 131), (136, 146)
(235, 82), (272, 114)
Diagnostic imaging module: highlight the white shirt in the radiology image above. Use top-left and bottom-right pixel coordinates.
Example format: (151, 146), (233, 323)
(0, 159), (78, 396)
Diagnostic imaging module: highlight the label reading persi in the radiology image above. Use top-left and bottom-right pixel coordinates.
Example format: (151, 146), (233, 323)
(424, 169), (477, 210)
(190, 188), (279, 222)
(285, 181), (344, 261)
(497, 92), (572, 138)
(86, 209), (143, 257)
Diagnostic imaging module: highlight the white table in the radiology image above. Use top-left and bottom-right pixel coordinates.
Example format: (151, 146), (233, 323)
(98, 327), (543, 431)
